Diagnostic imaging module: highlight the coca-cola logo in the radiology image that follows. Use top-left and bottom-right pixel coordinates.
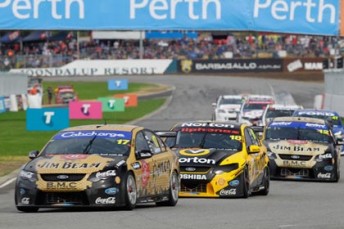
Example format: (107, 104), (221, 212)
(95, 197), (116, 204)
(219, 189), (236, 196)
(96, 170), (117, 179)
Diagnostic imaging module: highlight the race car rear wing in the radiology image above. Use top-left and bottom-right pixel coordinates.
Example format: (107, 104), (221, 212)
(251, 126), (264, 133)
(154, 131), (177, 138)
(154, 131), (177, 148)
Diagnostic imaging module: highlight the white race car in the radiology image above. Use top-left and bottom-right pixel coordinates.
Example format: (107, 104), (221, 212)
(237, 95), (274, 126)
(212, 95), (245, 121)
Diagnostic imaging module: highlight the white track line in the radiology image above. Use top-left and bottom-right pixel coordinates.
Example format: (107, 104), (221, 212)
(0, 177), (16, 189)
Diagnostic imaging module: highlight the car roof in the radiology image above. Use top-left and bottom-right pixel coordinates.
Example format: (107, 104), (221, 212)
(221, 95), (244, 99)
(60, 124), (142, 132)
(267, 104), (303, 110)
(271, 116), (327, 124)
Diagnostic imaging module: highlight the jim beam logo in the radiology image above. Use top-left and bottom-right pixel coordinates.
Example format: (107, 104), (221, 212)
(181, 59), (193, 73)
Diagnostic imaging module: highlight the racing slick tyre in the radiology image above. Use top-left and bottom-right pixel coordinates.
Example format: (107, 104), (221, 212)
(333, 156), (340, 183)
(123, 172), (137, 210)
(256, 166), (270, 196)
(242, 168), (250, 199)
(156, 170), (179, 207)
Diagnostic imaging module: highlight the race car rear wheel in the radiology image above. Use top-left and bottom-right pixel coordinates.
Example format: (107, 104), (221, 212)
(123, 172), (137, 210)
(256, 166), (270, 195)
(156, 170), (179, 206)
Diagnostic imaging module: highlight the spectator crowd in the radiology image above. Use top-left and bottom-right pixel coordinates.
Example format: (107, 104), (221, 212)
(0, 32), (342, 70)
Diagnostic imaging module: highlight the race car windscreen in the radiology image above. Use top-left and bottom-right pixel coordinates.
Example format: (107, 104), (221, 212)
(220, 98), (242, 105)
(40, 130), (132, 156)
(266, 109), (295, 118)
(244, 103), (267, 110)
(294, 113), (341, 126)
(265, 124), (332, 143)
(175, 130), (242, 151)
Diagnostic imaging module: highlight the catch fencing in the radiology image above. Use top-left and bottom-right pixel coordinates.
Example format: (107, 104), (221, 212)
(323, 70), (344, 116)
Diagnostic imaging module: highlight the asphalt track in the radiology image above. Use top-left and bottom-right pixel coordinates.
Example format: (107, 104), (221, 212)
(2, 75), (343, 229)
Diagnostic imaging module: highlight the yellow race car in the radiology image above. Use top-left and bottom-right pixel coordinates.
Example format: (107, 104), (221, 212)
(158, 121), (269, 198)
(15, 124), (180, 212)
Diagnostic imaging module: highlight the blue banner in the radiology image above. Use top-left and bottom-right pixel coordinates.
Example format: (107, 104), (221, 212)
(0, 0), (339, 35)
(108, 79), (129, 91)
(26, 108), (69, 131)
(0, 96), (6, 113)
(146, 31), (198, 39)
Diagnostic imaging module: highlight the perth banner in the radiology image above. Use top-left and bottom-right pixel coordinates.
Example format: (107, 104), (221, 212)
(0, 0), (340, 35)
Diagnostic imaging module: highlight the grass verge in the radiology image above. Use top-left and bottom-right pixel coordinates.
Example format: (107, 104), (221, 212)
(0, 81), (168, 176)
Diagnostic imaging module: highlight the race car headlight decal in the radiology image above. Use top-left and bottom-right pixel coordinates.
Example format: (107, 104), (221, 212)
(19, 170), (37, 183)
(89, 169), (117, 183)
(214, 163), (239, 175)
(315, 151), (333, 162)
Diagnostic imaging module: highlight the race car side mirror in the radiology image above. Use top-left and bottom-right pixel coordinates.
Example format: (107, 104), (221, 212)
(28, 150), (39, 160)
(248, 145), (260, 154)
(137, 150), (153, 159)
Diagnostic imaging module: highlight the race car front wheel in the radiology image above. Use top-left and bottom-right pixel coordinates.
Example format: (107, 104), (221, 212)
(124, 172), (137, 210)
(333, 155), (340, 182)
(242, 168), (250, 199)
(16, 206), (39, 213)
(156, 170), (179, 206)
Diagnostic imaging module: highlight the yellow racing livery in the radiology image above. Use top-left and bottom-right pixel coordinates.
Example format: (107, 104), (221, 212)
(160, 121), (269, 198)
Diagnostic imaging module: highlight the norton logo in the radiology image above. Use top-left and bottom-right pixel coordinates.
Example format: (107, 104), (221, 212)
(181, 59), (193, 74)
(180, 149), (210, 156)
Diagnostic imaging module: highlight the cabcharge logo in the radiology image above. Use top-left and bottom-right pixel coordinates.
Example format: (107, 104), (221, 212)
(60, 131), (125, 138)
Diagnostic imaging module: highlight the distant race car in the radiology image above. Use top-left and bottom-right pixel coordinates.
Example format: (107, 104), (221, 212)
(212, 95), (245, 121)
(15, 124), (180, 212)
(292, 109), (344, 155)
(158, 121), (270, 198)
(263, 117), (342, 182)
(55, 85), (78, 104)
(237, 94), (275, 126)
(261, 104), (304, 126)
